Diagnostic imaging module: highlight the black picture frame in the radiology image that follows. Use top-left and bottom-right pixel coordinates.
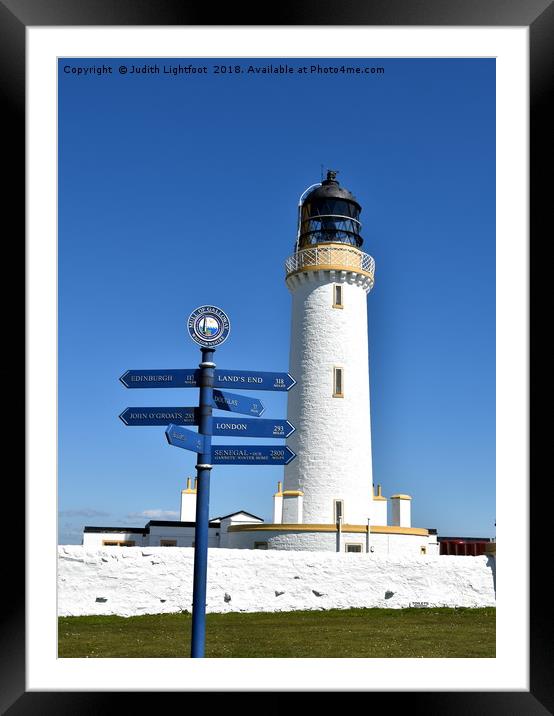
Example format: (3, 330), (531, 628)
(12, 0), (549, 712)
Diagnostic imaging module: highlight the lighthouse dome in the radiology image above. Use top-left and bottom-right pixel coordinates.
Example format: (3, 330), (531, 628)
(298, 170), (363, 249)
(303, 172), (361, 207)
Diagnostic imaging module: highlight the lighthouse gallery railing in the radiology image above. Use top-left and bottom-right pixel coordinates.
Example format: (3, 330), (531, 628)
(285, 243), (375, 281)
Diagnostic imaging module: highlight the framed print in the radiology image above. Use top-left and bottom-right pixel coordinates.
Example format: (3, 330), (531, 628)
(11, 0), (550, 711)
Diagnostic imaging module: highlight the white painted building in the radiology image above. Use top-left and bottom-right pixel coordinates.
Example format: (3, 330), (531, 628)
(83, 172), (439, 556)
(82, 509), (264, 549)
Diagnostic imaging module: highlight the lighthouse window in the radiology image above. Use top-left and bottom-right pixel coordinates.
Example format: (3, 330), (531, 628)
(345, 544), (363, 553)
(333, 284), (343, 308)
(333, 367), (344, 397)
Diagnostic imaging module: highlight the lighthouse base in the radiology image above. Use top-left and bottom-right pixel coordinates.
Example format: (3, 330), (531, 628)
(226, 524), (439, 556)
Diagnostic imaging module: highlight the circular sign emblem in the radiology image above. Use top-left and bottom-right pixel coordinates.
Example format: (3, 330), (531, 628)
(187, 305), (231, 348)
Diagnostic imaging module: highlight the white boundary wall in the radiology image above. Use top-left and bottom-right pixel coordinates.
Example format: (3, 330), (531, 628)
(58, 546), (495, 617)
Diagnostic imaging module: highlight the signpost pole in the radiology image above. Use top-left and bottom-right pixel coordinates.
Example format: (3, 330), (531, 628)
(191, 346), (215, 658)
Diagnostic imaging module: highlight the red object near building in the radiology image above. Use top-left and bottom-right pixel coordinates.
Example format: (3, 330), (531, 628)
(438, 537), (492, 556)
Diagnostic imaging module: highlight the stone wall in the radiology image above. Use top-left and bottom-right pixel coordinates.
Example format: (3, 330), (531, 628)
(58, 546), (496, 617)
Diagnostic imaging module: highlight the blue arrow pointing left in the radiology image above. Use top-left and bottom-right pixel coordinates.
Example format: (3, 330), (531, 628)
(120, 407), (197, 426)
(165, 424), (207, 453)
(120, 370), (198, 388)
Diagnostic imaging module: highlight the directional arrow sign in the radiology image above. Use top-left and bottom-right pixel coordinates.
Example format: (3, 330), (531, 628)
(120, 370), (197, 388)
(120, 369), (296, 392)
(119, 407), (197, 426)
(212, 418), (295, 438)
(213, 370), (296, 392)
(211, 445), (296, 465)
(165, 424), (206, 453)
(212, 389), (264, 417)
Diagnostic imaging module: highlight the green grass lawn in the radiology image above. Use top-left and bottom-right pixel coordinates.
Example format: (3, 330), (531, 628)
(58, 607), (495, 658)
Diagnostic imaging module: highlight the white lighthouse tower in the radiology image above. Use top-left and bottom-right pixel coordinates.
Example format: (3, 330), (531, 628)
(225, 171), (437, 555)
(278, 171), (375, 550)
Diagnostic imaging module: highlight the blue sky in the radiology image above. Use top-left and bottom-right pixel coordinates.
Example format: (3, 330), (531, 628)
(58, 57), (495, 544)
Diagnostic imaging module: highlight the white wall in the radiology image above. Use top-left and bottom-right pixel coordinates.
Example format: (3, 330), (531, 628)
(391, 497), (411, 527)
(273, 494), (283, 524)
(228, 529), (340, 551)
(226, 529), (436, 556)
(372, 498), (388, 526)
(144, 526), (219, 548)
(58, 545), (496, 617)
(180, 490), (197, 522)
(281, 494), (303, 523)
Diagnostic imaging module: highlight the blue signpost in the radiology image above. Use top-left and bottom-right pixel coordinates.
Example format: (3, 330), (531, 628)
(190, 345), (215, 658)
(119, 304), (296, 658)
(186, 306), (226, 659)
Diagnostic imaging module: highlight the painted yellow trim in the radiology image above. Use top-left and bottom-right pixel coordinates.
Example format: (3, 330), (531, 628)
(287, 264), (375, 280)
(286, 243), (373, 281)
(227, 523), (428, 536)
(390, 494), (412, 500)
(181, 489), (197, 494)
(282, 490), (304, 497)
(373, 495), (387, 501)
(371, 525), (427, 535)
(306, 241), (364, 250)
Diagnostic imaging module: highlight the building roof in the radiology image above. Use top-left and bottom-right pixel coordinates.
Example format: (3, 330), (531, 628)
(216, 511), (264, 522)
(84, 519), (222, 534)
(438, 536), (492, 542)
(146, 520), (220, 529)
(83, 526), (147, 534)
